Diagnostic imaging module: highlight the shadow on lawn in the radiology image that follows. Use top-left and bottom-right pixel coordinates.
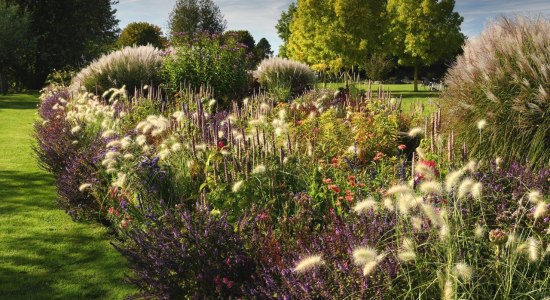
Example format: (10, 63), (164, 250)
(0, 94), (39, 110)
(0, 170), (132, 299)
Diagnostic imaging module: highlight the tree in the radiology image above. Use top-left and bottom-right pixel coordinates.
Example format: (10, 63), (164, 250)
(287, 0), (386, 74)
(386, 0), (464, 91)
(8, 0), (119, 88)
(275, 2), (297, 58)
(0, 0), (32, 94)
(117, 22), (166, 49)
(169, 0), (226, 36)
(364, 53), (395, 82)
(255, 38), (273, 61)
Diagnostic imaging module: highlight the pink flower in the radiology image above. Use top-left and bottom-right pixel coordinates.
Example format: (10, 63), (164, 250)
(398, 144), (407, 150)
(328, 184), (341, 193)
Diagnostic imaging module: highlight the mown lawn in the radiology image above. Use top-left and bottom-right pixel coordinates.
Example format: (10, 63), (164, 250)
(0, 94), (135, 299)
(318, 83), (439, 113)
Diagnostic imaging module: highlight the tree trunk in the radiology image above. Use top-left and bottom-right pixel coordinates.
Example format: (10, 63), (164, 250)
(0, 66), (8, 95)
(413, 64), (419, 92)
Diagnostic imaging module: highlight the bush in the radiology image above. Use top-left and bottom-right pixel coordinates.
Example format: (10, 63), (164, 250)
(71, 45), (163, 95)
(117, 22), (166, 49)
(442, 16), (550, 168)
(254, 57), (316, 101)
(162, 32), (250, 105)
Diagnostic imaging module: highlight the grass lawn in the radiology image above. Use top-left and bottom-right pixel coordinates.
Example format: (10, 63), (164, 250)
(0, 94), (135, 299)
(317, 82), (440, 113)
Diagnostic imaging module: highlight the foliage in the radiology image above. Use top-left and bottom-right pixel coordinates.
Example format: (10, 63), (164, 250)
(44, 68), (77, 87)
(117, 22), (166, 49)
(0, 0), (33, 94)
(275, 2), (297, 58)
(288, 0), (386, 72)
(9, 0), (119, 88)
(254, 38), (273, 62)
(442, 16), (550, 169)
(254, 57), (316, 101)
(364, 53), (395, 82)
(386, 0), (464, 91)
(162, 32), (249, 103)
(168, 0), (226, 37)
(113, 204), (255, 299)
(71, 45), (163, 95)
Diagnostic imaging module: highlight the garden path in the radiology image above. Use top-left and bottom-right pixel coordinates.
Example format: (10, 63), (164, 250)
(0, 94), (134, 299)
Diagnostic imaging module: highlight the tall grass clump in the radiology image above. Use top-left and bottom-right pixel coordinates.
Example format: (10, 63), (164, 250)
(71, 45), (163, 95)
(254, 57), (316, 101)
(442, 16), (550, 168)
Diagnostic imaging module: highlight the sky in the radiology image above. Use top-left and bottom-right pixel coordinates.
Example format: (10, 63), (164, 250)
(115, 0), (550, 54)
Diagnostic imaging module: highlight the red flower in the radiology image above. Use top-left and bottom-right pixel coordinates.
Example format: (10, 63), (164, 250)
(345, 190), (354, 202)
(120, 219), (128, 228)
(323, 178), (333, 184)
(331, 157), (339, 167)
(328, 184), (341, 193)
(398, 144), (407, 150)
(217, 140), (226, 149)
(373, 151), (384, 161)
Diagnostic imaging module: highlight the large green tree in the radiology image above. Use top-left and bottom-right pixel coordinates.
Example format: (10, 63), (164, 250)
(275, 2), (297, 58)
(386, 0), (464, 91)
(287, 0), (386, 73)
(117, 22), (166, 49)
(255, 38), (273, 61)
(0, 0), (33, 94)
(8, 0), (119, 88)
(169, 0), (226, 36)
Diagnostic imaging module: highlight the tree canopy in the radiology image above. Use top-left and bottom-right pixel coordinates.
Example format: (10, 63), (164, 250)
(0, 0), (33, 93)
(287, 0), (386, 73)
(117, 22), (166, 49)
(275, 2), (297, 58)
(169, 0), (226, 36)
(7, 0), (119, 88)
(386, 0), (464, 90)
(255, 38), (273, 61)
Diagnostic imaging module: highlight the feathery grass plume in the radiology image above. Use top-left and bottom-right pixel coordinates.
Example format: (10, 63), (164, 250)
(495, 157), (503, 167)
(173, 111), (185, 122)
(352, 247), (378, 266)
(70, 126), (82, 134)
(528, 190), (542, 204)
(171, 143), (182, 152)
(78, 183), (92, 192)
(457, 178), (475, 199)
(71, 45), (163, 95)
(397, 238), (416, 262)
(105, 151), (121, 159)
(474, 224), (486, 239)
(293, 255), (324, 273)
(477, 119), (487, 130)
(232, 180), (244, 193)
(420, 181), (443, 195)
(383, 197), (395, 211)
(439, 224), (450, 241)
(252, 165), (266, 175)
(387, 184), (412, 196)
(470, 182), (483, 200)
(416, 147), (427, 160)
(421, 203), (443, 227)
(445, 169), (464, 191)
(106, 140), (122, 148)
(136, 135), (147, 146)
(441, 16), (550, 169)
(112, 172), (127, 188)
(534, 202), (548, 220)
(397, 194), (413, 215)
(415, 163), (435, 180)
(157, 149), (170, 160)
(443, 276), (454, 300)
(411, 216), (423, 230)
(408, 127), (424, 137)
(527, 237), (540, 262)
(253, 57), (316, 101)
(123, 154), (134, 160)
(454, 262), (473, 282)
(362, 253), (386, 277)
(353, 198), (377, 214)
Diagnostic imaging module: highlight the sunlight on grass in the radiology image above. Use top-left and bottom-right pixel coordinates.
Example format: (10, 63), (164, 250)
(0, 94), (135, 299)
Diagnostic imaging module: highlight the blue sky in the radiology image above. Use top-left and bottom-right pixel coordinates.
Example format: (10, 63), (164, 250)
(115, 0), (550, 54)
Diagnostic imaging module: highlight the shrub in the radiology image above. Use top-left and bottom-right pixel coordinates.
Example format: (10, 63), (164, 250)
(442, 16), (550, 168)
(113, 203), (256, 299)
(162, 32), (249, 105)
(71, 45), (163, 95)
(254, 57), (316, 101)
(117, 22), (166, 49)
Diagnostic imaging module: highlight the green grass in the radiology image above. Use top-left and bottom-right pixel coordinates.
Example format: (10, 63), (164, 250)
(317, 83), (439, 113)
(0, 94), (135, 299)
